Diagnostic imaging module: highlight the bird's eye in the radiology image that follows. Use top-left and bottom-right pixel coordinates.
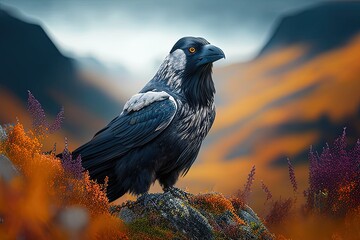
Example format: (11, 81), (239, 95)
(189, 47), (196, 53)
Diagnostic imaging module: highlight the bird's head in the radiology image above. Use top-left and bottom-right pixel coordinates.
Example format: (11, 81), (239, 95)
(169, 36), (225, 72)
(154, 37), (225, 107)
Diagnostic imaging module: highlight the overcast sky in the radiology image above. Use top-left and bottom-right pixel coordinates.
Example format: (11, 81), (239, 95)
(1, 0), (331, 78)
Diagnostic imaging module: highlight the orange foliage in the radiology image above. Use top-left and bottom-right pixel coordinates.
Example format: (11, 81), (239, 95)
(5, 123), (43, 171)
(327, 180), (358, 215)
(192, 192), (245, 225)
(63, 175), (110, 216)
(0, 123), (127, 239)
(337, 181), (356, 203)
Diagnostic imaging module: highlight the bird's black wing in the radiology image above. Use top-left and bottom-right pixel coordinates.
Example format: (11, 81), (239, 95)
(73, 97), (177, 173)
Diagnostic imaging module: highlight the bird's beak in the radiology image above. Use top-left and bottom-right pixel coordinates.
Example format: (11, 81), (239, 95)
(197, 44), (225, 66)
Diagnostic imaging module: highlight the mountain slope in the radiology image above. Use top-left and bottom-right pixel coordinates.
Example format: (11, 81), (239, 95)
(177, 2), (360, 204)
(0, 7), (125, 148)
(258, 2), (360, 58)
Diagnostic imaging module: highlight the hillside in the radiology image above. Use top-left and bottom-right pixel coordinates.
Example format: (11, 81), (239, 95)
(177, 2), (360, 206)
(258, 2), (360, 58)
(0, 7), (125, 148)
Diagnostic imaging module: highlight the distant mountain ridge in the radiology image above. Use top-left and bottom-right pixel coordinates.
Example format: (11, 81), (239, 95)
(0, 7), (73, 111)
(0, 7), (125, 143)
(258, 1), (360, 58)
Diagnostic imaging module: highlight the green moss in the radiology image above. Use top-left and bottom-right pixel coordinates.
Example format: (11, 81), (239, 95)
(126, 215), (187, 240)
(127, 217), (173, 240)
(250, 221), (260, 231)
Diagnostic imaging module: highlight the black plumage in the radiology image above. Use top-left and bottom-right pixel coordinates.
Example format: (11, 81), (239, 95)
(72, 37), (225, 201)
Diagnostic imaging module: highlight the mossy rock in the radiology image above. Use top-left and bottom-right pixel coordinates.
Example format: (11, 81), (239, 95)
(112, 189), (274, 240)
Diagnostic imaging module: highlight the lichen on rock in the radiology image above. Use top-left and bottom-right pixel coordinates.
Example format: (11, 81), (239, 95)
(112, 188), (274, 240)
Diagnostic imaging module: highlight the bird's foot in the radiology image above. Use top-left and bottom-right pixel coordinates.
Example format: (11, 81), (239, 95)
(164, 186), (191, 200)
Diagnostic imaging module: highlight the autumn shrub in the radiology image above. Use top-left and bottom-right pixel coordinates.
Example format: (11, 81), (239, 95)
(261, 129), (360, 239)
(27, 91), (64, 135)
(0, 92), (126, 239)
(305, 129), (360, 217)
(192, 192), (244, 224)
(264, 198), (294, 225)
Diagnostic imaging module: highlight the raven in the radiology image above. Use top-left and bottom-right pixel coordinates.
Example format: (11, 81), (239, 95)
(73, 37), (225, 201)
